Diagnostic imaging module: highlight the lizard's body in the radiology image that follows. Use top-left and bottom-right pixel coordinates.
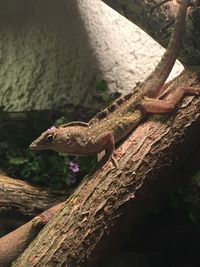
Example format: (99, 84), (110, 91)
(30, 0), (200, 164)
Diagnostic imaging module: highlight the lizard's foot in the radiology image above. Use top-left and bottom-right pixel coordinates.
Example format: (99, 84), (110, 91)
(111, 155), (118, 169)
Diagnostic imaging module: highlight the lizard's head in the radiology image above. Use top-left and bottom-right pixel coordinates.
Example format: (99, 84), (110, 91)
(29, 125), (86, 154)
(30, 127), (58, 151)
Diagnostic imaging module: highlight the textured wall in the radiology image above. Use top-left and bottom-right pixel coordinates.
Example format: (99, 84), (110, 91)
(0, 0), (182, 112)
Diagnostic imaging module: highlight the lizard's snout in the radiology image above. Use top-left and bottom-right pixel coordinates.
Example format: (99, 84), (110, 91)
(29, 139), (41, 150)
(29, 142), (37, 150)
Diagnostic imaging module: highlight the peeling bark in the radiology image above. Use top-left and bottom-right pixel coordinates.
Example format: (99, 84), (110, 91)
(0, 175), (69, 217)
(12, 67), (200, 267)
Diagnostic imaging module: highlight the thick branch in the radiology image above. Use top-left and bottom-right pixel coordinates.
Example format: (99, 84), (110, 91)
(13, 67), (200, 267)
(0, 175), (69, 217)
(103, 0), (200, 65)
(0, 202), (64, 267)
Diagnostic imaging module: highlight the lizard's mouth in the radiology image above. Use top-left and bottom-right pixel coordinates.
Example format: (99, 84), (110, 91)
(29, 142), (38, 150)
(29, 141), (44, 150)
(29, 139), (53, 150)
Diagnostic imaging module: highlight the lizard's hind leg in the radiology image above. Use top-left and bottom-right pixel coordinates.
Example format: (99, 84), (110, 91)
(141, 86), (200, 114)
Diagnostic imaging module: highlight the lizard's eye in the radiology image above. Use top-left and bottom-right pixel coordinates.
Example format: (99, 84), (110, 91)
(45, 133), (55, 142)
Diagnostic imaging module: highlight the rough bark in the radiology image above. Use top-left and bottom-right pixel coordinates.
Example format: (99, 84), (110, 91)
(103, 0), (200, 65)
(0, 202), (64, 267)
(12, 67), (200, 267)
(0, 175), (69, 218)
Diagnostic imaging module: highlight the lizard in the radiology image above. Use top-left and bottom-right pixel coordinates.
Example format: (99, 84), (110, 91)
(30, 0), (200, 167)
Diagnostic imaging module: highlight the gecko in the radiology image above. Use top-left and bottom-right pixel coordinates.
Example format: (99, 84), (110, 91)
(30, 0), (200, 166)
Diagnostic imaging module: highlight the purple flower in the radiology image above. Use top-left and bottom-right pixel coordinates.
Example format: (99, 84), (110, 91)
(69, 162), (79, 173)
(47, 125), (57, 132)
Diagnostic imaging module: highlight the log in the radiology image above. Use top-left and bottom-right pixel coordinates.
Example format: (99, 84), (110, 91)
(0, 175), (69, 217)
(12, 67), (200, 266)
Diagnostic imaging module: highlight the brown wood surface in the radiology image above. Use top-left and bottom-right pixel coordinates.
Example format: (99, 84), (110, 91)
(12, 67), (200, 267)
(0, 175), (69, 217)
(0, 202), (64, 267)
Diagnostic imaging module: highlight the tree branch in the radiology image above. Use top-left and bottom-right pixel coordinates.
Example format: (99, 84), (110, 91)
(0, 175), (69, 218)
(13, 67), (200, 266)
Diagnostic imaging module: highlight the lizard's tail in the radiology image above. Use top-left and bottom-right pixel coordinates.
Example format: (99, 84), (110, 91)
(143, 0), (190, 97)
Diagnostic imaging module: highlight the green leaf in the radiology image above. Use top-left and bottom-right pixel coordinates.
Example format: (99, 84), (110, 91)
(9, 157), (29, 165)
(96, 80), (108, 92)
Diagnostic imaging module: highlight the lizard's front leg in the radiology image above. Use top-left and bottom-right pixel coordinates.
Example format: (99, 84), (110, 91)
(94, 131), (117, 167)
(141, 86), (200, 113)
